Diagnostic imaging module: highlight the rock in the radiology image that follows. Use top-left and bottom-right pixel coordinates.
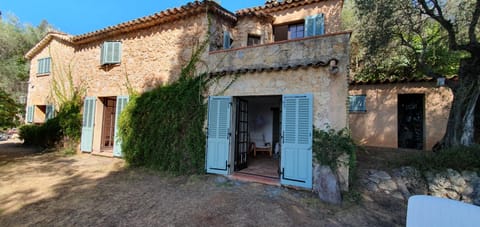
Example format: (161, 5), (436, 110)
(447, 169), (466, 187)
(368, 176), (381, 184)
(378, 179), (398, 191)
(365, 182), (379, 192)
(392, 166), (428, 195)
(313, 165), (342, 205)
(394, 177), (411, 199)
(391, 191), (405, 200)
(335, 153), (350, 192)
(461, 171), (478, 182)
(370, 170), (391, 181)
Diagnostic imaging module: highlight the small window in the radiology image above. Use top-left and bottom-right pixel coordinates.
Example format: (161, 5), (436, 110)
(288, 23), (304, 39)
(223, 31), (233, 49)
(349, 95), (366, 112)
(247, 34), (261, 46)
(37, 57), (51, 75)
(26, 106), (34, 123)
(45, 105), (55, 120)
(101, 41), (122, 65)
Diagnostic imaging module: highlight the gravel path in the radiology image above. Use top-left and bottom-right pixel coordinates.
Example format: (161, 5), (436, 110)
(0, 141), (406, 226)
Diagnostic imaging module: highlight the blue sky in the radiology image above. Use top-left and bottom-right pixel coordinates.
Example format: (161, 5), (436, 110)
(1, 0), (264, 35)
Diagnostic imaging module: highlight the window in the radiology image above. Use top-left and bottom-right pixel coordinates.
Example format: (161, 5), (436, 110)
(223, 31), (233, 49)
(45, 105), (55, 120)
(288, 23), (304, 39)
(273, 13), (325, 41)
(305, 14), (325, 37)
(101, 41), (122, 65)
(37, 57), (51, 75)
(349, 95), (366, 112)
(26, 106), (34, 123)
(247, 34), (261, 46)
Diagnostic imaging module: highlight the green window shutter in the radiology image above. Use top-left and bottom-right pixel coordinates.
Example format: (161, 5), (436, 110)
(304, 14), (325, 37)
(38, 58), (51, 74)
(223, 31), (231, 49)
(100, 43), (106, 65)
(45, 57), (51, 73)
(38, 59), (43, 74)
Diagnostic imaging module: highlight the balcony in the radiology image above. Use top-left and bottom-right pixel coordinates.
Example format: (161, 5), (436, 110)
(207, 31), (351, 75)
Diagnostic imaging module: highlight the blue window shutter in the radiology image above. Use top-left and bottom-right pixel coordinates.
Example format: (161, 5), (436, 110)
(26, 106), (34, 123)
(349, 95), (366, 112)
(45, 58), (51, 74)
(112, 42), (121, 63)
(113, 95), (129, 157)
(305, 14), (325, 37)
(304, 16), (315, 37)
(206, 96), (232, 175)
(223, 31), (231, 49)
(45, 105), (55, 120)
(81, 97), (96, 152)
(101, 42), (121, 65)
(100, 43), (106, 65)
(281, 94), (313, 189)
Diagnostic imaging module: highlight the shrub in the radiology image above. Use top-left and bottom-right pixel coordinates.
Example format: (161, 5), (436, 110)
(19, 117), (62, 148)
(118, 75), (207, 174)
(403, 145), (480, 172)
(57, 100), (82, 141)
(313, 127), (357, 185)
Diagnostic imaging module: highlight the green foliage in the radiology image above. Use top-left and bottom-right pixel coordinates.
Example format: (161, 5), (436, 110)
(57, 99), (82, 141)
(401, 145), (480, 172)
(0, 88), (21, 128)
(0, 14), (52, 101)
(19, 118), (62, 148)
(118, 75), (207, 174)
(313, 127), (357, 184)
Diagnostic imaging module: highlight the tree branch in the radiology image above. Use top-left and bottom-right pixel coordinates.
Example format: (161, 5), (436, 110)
(469, 0), (480, 44)
(418, 0), (461, 51)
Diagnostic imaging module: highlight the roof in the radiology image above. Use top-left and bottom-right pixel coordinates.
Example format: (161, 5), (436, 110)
(236, 0), (334, 16)
(24, 32), (73, 59)
(349, 76), (458, 85)
(25, 0), (237, 59)
(72, 0), (236, 44)
(209, 58), (338, 77)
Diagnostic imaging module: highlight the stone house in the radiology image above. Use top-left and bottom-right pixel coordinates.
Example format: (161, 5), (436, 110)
(24, 0), (350, 189)
(348, 78), (456, 150)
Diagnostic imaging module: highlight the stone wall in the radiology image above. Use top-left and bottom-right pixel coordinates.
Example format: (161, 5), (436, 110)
(269, 0), (343, 34)
(349, 83), (453, 150)
(27, 37), (75, 123)
(208, 32), (350, 75)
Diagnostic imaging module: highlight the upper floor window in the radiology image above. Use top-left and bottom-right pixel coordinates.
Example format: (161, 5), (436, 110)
(273, 13), (325, 42)
(288, 23), (304, 39)
(101, 41), (122, 65)
(223, 31), (233, 49)
(37, 57), (51, 75)
(349, 95), (366, 112)
(247, 34), (261, 46)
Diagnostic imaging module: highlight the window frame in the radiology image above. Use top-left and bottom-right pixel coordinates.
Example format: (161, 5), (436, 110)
(247, 34), (261, 46)
(349, 95), (367, 113)
(100, 41), (122, 65)
(37, 57), (51, 76)
(288, 23), (305, 40)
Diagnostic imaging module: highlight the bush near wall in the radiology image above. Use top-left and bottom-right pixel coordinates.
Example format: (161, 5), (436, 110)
(313, 127), (357, 185)
(19, 100), (82, 148)
(118, 75), (207, 174)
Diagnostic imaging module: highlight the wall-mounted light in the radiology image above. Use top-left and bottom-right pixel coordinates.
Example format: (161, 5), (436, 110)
(329, 59), (339, 75)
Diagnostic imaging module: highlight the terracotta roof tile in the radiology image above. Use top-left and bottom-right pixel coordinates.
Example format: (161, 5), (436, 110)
(236, 0), (330, 16)
(72, 1), (236, 44)
(349, 76), (458, 85)
(25, 32), (73, 59)
(209, 58), (338, 77)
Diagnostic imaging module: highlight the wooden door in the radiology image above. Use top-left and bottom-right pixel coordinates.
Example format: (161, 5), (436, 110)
(234, 98), (248, 171)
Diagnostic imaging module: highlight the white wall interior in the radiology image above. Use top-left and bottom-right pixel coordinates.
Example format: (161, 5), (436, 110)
(242, 96), (281, 146)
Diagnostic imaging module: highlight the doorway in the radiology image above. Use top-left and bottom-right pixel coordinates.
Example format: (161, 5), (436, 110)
(234, 96), (281, 179)
(398, 94), (425, 150)
(101, 97), (117, 152)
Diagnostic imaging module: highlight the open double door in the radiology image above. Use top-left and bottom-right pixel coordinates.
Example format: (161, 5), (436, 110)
(205, 94), (313, 189)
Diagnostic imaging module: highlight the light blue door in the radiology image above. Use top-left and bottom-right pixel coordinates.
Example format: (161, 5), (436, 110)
(281, 94), (313, 188)
(113, 96), (129, 157)
(81, 97), (96, 152)
(206, 96), (232, 175)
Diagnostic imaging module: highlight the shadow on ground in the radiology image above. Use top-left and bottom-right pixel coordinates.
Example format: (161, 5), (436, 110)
(0, 141), (406, 226)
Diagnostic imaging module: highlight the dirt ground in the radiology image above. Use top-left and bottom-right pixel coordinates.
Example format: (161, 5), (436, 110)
(0, 140), (407, 226)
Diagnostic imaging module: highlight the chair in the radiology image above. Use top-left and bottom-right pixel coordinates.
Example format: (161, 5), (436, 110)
(250, 132), (272, 157)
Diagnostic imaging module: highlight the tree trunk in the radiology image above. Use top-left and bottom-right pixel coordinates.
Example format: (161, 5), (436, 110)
(435, 55), (480, 150)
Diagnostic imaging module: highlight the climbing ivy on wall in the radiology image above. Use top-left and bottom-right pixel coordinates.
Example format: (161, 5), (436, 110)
(118, 35), (209, 174)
